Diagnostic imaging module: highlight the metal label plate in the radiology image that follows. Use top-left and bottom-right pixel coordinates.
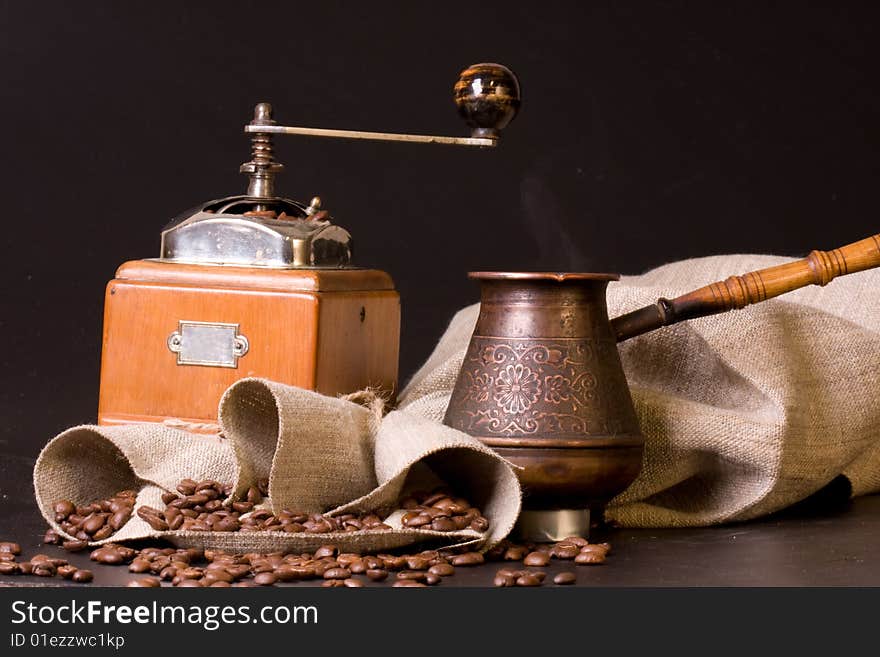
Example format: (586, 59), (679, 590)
(167, 321), (249, 368)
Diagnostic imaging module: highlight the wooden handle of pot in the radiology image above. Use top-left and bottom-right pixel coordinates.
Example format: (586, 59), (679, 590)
(612, 233), (880, 342)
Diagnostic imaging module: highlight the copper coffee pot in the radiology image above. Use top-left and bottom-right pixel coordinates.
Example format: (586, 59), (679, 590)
(444, 234), (880, 540)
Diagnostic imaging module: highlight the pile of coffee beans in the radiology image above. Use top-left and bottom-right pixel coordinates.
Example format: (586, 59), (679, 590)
(84, 542), (482, 587)
(484, 536), (611, 586)
(44, 490), (137, 550)
(115, 478), (486, 536)
(399, 490), (490, 533)
(0, 541), (94, 582)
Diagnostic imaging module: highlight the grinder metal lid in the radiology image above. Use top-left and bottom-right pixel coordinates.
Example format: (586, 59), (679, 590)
(159, 103), (352, 269)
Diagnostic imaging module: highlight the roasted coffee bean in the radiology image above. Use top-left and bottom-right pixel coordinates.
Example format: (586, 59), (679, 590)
(57, 564), (78, 579)
(503, 546), (527, 561)
(428, 563), (455, 577)
(562, 536), (589, 547)
(405, 556), (430, 571)
(0, 562), (21, 576)
(515, 573), (542, 587)
(232, 501), (253, 513)
(323, 567), (351, 580)
(366, 569), (388, 581)
(402, 512), (432, 528)
(128, 577), (161, 587)
(92, 525), (114, 541)
(43, 529), (61, 545)
(54, 500), (76, 521)
(314, 545), (337, 559)
(177, 579), (203, 587)
(71, 569), (94, 583)
(575, 549), (606, 565)
(554, 571), (577, 585)
(523, 551), (550, 567)
(424, 574), (441, 586)
(129, 558), (152, 573)
(392, 579), (427, 587)
(0, 553), (16, 563)
(430, 517), (457, 532)
(33, 563), (56, 577)
(322, 579), (345, 588)
(177, 479), (197, 496)
(450, 552), (484, 567)
(110, 508), (132, 531)
(494, 573), (516, 587)
(62, 540), (89, 552)
(246, 486), (261, 504)
(0, 542), (21, 555)
(343, 578), (364, 588)
(396, 570), (427, 582)
(161, 492), (178, 505)
(551, 543), (580, 559)
(254, 572), (276, 586)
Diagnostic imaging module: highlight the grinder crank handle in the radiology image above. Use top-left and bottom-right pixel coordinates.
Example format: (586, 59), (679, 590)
(611, 233), (880, 342)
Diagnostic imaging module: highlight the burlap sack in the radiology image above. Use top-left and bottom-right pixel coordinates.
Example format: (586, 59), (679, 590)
(400, 254), (880, 527)
(33, 379), (521, 552)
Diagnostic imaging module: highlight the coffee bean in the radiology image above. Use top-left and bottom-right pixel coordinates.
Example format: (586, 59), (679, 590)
(366, 569), (388, 581)
(176, 579), (203, 587)
(92, 525), (114, 541)
(32, 563), (55, 577)
(343, 578), (364, 588)
(523, 551), (550, 567)
(428, 563), (455, 577)
(562, 536), (589, 547)
(405, 556), (430, 571)
(515, 573), (542, 587)
(575, 549), (606, 565)
(254, 572), (276, 586)
(397, 570), (427, 581)
(54, 500), (75, 521)
(71, 569), (93, 583)
(129, 558), (152, 573)
(322, 579), (345, 587)
(392, 580), (427, 587)
(450, 552), (485, 566)
(0, 542), (21, 555)
(402, 513), (432, 528)
(554, 571), (577, 585)
(43, 529), (61, 545)
(177, 479), (197, 496)
(128, 577), (161, 587)
(429, 517), (457, 532)
(0, 562), (21, 576)
(55, 564), (77, 579)
(62, 540), (89, 552)
(314, 545), (337, 559)
(323, 567), (351, 580)
(551, 543), (580, 559)
(110, 508), (132, 531)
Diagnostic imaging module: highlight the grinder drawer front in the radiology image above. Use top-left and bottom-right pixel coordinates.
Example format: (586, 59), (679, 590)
(99, 281), (319, 426)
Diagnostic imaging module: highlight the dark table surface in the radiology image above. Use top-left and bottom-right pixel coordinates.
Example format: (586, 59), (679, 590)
(2, 452), (877, 587)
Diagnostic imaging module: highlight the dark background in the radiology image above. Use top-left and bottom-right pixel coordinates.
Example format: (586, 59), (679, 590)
(1, 2), (877, 457)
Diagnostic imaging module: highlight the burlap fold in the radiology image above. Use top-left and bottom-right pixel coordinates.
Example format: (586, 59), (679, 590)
(399, 254), (880, 528)
(33, 379), (521, 552)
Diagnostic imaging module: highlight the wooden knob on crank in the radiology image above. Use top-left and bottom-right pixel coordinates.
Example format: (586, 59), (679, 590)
(454, 63), (521, 139)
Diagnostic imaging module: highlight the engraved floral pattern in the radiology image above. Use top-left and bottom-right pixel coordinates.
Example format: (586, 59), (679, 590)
(448, 337), (639, 439)
(493, 364), (541, 414)
(544, 375), (572, 403)
(464, 371), (493, 403)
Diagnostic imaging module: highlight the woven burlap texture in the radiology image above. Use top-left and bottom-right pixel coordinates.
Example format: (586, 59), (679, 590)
(33, 379), (521, 552)
(399, 254), (880, 528)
